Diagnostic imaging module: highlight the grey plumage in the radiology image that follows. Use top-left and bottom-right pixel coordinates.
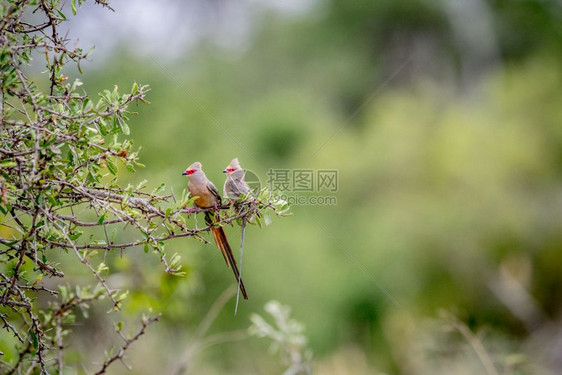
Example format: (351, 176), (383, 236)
(223, 158), (250, 199)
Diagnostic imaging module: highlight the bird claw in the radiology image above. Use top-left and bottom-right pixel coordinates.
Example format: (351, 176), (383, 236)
(184, 207), (197, 214)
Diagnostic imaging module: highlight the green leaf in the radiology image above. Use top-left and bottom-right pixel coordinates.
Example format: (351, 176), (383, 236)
(83, 97), (93, 112)
(106, 158), (117, 175)
(69, 231), (83, 240)
(98, 118), (108, 135)
(116, 290), (129, 302)
(59, 286), (68, 302)
(264, 213), (272, 226)
(118, 118), (130, 135)
(126, 163), (135, 173)
(0, 161), (17, 168)
(151, 182), (166, 195)
(136, 179), (148, 190)
(96, 262), (108, 274)
(55, 9), (66, 20)
(29, 329), (38, 350)
(33, 273), (43, 286)
(62, 312), (76, 325)
(46, 193), (58, 206)
(169, 253), (181, 268)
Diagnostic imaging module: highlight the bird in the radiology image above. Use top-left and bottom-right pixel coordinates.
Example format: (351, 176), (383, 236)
(182, 161), (248, 300)
(222, 158), (251, 199)
(222, 158), (254, 313)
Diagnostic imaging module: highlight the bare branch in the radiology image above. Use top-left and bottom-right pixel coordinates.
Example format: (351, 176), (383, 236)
(94, 315), (160, 375)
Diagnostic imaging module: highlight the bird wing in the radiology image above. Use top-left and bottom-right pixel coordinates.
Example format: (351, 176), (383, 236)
(206, 180), (222, 206)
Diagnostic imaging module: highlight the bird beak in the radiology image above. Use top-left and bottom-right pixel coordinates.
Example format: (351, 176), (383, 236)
(222, 169), (228, 173)
(182, 170), (189, 175)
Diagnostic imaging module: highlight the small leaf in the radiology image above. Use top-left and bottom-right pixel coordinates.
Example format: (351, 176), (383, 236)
(29, 329), (38, 350)
(98, 214), (105, 225)
(55, 9), (66, 20)
(0, 161), (17, 168)
(151, 182), (165, 195)
(126, 163), (135, 173)
(106, 158), (117, 175)
(96, 262), (108, 274)
(98, 118), (108, 135)
(264, 213), (272, 226)
(119, 118), (130, 135)
(69, 231), (83, 240)
(32, 273), (43, 286)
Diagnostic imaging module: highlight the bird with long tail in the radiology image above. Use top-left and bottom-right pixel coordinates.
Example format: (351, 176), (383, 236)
(182, 161), (248, 300)
(222, 158), (255, 312)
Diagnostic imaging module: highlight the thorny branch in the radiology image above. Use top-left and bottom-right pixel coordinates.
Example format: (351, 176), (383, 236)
(94, 314), (161, 375)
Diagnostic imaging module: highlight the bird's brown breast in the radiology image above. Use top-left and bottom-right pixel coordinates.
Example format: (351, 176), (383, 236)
(194, 194), (214, 208)
(188, 181), (217, 208)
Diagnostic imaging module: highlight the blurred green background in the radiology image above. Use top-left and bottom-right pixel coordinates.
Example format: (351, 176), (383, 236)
(47, 0), (562, 373)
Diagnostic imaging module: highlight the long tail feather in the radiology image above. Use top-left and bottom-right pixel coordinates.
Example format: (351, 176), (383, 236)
(206, 213), (248, 300)
(206, 212), (229, 267)
(215, 226), (248, 300)
(211, 226), (230, 268)
(235, 220), (246, 314)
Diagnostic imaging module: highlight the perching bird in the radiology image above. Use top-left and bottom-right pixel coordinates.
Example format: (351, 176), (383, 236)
(182, 161), (248, 300)
(223, 158), (250, 199)
(222, 158), (254, 313)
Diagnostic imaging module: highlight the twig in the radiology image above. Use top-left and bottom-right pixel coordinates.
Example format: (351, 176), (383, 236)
(449, 315), (499, 375)
(93, 315), (160, 375)
(168, 287), (237, 375)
